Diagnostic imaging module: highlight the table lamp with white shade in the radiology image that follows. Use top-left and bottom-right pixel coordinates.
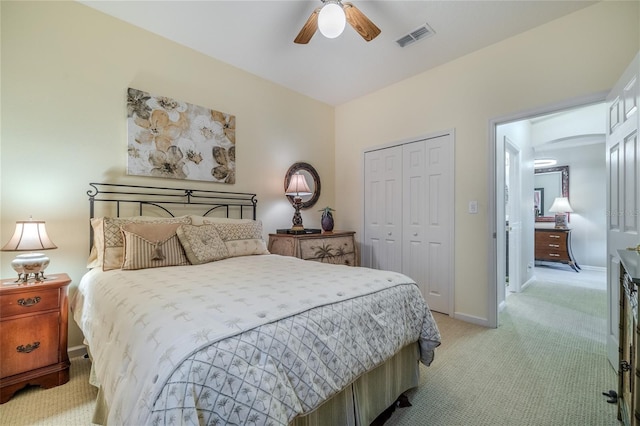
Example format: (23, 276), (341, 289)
(1, 218), (57, 283)
(285, 173), (312, 231)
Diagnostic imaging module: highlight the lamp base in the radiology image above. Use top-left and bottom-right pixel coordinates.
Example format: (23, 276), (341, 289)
(10, 253), (50, 283)
(554, 213), (568, 229)
(290, 197), (305, 231)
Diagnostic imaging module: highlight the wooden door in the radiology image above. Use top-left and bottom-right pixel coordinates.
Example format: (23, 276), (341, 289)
(363, 145), (403, 272)
(606, 52), (640, 371)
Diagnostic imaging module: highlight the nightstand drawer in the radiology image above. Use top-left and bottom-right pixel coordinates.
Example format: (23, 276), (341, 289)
(268, 231), (359, 266)
(299, 235), (356, 265)
(0, 288), (60, 318)
(0, 312), (59, 378)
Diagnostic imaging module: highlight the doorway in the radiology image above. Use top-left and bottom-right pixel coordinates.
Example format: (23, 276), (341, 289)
(489, 95), (608, 328)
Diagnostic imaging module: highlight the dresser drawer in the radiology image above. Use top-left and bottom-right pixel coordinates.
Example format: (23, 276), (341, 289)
(269, 231), (359, 266)
(0, 312), (59, 378)
(299, 235), (356, 265)
(0, 288), (60, 318)
(536, 246), (569, 259)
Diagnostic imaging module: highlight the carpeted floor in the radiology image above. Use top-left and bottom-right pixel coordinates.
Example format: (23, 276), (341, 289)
(387, 268), (617, 425)
(0, 268), (618, 425)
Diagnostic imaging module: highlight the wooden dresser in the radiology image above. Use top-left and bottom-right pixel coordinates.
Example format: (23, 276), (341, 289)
(618, 249), (640, 426)
(0, 273), (71, 403)
(534, 228), (580, 272)
(268, 231), (358, 266)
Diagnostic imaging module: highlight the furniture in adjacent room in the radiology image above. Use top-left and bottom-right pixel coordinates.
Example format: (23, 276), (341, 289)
(0, 273), (71, 403)
(534, 228), (580, 272)
(617, 249), (640, 426)
(268, 231), (358, 266)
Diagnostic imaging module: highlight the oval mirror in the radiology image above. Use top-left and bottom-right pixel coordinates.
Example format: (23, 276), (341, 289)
(284, 162), (321, 210)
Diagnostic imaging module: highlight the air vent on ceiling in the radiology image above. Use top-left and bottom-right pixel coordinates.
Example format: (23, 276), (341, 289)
(396, 23), (435, 48)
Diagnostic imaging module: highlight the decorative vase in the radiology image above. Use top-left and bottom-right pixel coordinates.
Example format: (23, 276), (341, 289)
(321, 211), (334, 232)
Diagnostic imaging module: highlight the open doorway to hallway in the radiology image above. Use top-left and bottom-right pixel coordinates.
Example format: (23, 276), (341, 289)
(495, 101), (607, 314)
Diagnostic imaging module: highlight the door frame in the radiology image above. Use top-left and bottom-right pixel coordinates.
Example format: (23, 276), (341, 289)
(487, 92), (607, 328)
(505, 138), (522, 295)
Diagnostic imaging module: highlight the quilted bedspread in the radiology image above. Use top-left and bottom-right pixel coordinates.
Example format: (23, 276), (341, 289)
(71, 254), (440, 425)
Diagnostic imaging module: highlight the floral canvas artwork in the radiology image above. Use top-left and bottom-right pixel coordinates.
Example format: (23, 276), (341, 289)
(126, 88), (235, 183)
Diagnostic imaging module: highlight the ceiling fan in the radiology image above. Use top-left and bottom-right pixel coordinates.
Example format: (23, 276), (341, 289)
(294, 0), (381, 44)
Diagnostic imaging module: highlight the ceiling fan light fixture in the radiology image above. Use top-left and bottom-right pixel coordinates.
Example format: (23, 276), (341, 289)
(318, 2), (346, 39)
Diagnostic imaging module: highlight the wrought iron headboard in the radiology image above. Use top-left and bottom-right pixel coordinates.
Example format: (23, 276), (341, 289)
(87, 182), (257, 250)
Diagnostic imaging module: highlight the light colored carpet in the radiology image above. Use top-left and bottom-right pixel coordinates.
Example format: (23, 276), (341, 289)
(0, 272), (617, 425)
(0, 355), (96, 425)
(389, 270), (617, 425)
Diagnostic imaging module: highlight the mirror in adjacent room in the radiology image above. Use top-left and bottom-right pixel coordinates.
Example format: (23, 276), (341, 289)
(284, 162), (321, 209)
(534, 165), (569, 222)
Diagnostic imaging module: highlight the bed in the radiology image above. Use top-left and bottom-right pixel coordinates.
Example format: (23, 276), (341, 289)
(71, 183), (441, 425)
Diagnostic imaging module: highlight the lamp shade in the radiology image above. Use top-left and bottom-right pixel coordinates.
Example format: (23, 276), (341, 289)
(1, 220), (57, 251)
(548, 197), (573, 213)
(318, 2), (346, 39)
(285, 173), (312, 196)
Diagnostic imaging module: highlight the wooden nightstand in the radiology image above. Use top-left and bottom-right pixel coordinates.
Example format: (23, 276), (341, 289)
(0, 273), (71, 403)
(268, 231), (358, 266)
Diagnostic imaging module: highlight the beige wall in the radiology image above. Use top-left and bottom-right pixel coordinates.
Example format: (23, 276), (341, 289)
(334, 1), (639, 324)
(0, 1), (335, 349)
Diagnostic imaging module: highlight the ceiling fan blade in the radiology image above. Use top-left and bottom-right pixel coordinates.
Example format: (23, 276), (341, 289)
(294, 8), (320, 44)
(343, 2), (381, 42)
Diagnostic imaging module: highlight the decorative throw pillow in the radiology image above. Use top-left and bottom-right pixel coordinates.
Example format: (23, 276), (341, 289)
(190, 215), (254, 226)
(88, 216), (190, 270)
(213, 220), (270, 258)
(176, 224), (229, 265)
(120, 222), (190, 270)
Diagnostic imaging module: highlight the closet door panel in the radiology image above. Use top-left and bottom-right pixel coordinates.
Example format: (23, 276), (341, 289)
(422, 138), (451, 313)
(364, 146), (402, 272)
(403, 141), (428, 298)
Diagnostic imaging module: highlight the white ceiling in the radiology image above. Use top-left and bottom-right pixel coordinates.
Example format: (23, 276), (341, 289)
(80, 0), (597, 106)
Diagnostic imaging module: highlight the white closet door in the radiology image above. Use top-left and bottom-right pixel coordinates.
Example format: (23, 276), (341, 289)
(403, 136), (452, 313)
(363, 146), (403, 272)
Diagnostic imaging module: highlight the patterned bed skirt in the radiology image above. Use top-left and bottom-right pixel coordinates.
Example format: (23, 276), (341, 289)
(90, 342), (420, 426)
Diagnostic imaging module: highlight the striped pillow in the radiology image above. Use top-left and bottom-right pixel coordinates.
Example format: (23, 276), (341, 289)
(121, 223), (189, 270)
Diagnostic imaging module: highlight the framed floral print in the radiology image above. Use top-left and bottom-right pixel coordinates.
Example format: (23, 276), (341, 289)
(126, 88), (236, 183)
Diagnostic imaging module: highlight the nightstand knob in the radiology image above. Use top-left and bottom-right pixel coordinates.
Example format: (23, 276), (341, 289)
(388, 232), (392, 236)
(16, 342), (40, 353)
(17, 296), (41, 307)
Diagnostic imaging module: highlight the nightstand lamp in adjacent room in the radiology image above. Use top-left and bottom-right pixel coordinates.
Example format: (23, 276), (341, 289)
(1, 218), (57, 283)
(285, 173), (312, 231)
(548, 197), (573, 229)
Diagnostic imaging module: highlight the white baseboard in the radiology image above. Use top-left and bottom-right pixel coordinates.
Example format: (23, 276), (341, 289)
(453, 312), (490, 327)
(68, 345), (88, 359)
(577, 265), (606, 272)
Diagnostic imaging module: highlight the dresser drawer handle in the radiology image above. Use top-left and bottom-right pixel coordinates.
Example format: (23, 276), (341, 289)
(16, 342), (40, 353)
(549, 253), (560, 257)
(548, 244), (560, 248)
(17, 296), (41, 307)
(549, 235), (560, 239)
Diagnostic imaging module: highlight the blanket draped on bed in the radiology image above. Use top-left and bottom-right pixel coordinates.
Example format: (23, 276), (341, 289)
(72, 254), (441, 425)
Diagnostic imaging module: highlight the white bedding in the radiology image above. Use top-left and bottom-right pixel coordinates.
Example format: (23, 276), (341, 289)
(71, 254), (440, 425)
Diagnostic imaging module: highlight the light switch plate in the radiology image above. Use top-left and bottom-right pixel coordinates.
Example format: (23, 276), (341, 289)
(469, 200), (478, 214)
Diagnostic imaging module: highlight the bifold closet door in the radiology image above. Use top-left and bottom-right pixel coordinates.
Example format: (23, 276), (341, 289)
(402, 137), (451, 314)
(363, 146), (403, 273)
(364, 134), (453, 314)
